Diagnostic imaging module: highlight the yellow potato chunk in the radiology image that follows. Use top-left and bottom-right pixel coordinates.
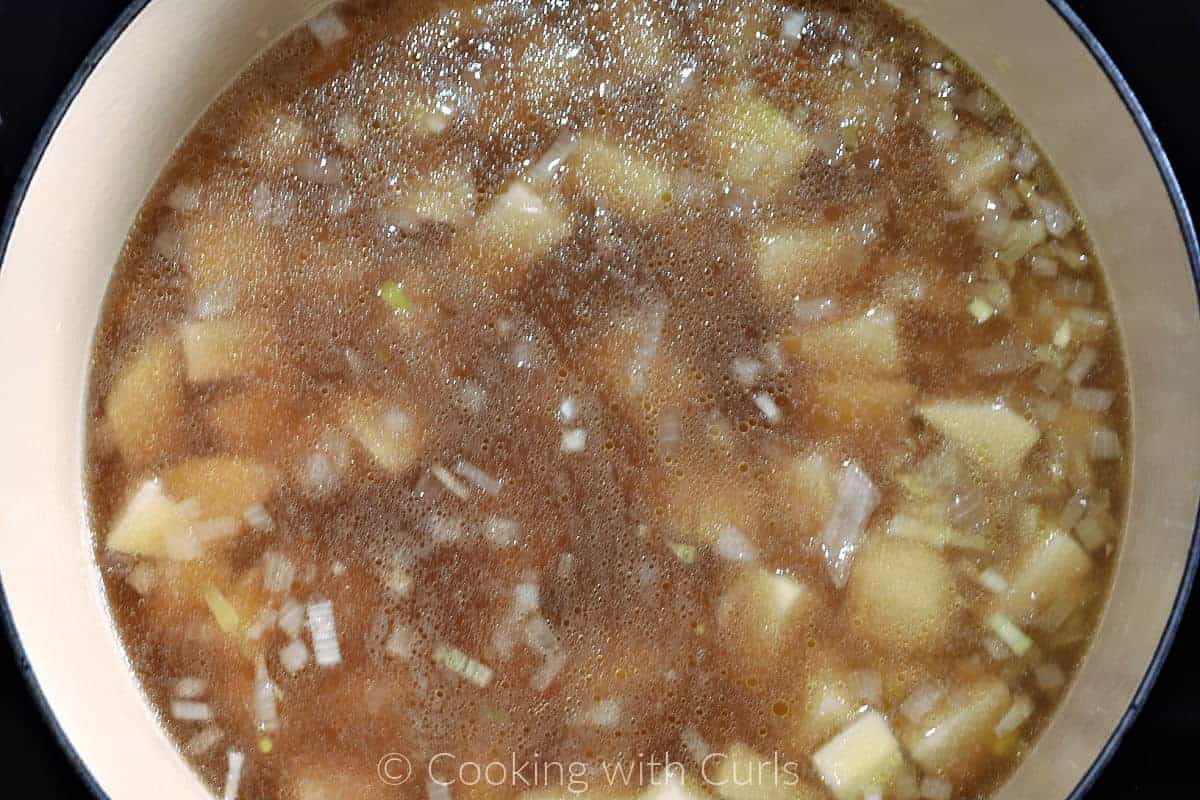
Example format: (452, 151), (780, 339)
(918, 401), (1040, 480)
(718, 568), (816, 659)
(807, 377), (914, 443)
(639, 772), (712, 800)
(104, 334), (187, 470)
(711, 742), (820, 800)
(106, 479), (199, 558)
(784, 312), (900, 375)
(702, 88), (815, 189)
(162, 456), (279, 518)
(945, 132), (1009, 200)
(181, 318), (274, 383)
(846, 537), (957, 655)
(812, 711), (905, 800)
(182, 212), (274, 296)
(568, 136), (672, 220)
(903, 677), (1011, 779)
(1003, 530), (1092, 624)
(341, 395), (423, 472)
(754, 226), (865, 302)
(474, 181), (572, 285)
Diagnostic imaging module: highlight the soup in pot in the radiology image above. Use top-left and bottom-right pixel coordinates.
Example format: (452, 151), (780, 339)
(86, 1), (1129, 799)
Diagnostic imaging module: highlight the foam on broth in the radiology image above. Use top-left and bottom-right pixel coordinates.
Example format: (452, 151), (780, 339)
(85, 1), (1130, 798)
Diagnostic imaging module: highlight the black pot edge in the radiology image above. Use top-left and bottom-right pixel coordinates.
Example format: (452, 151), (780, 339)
(0, 2), (1197, 799)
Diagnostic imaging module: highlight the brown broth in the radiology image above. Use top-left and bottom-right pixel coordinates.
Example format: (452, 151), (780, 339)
(86, 1), (1130, 799)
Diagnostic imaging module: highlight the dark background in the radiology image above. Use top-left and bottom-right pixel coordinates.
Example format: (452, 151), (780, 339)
(1, 0), (1198, 796)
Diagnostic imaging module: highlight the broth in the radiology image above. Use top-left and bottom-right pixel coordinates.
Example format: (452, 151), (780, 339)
(86, 1), (1129, 799)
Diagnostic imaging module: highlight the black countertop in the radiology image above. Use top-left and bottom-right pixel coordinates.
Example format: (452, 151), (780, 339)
(1, 1), (1198, 797)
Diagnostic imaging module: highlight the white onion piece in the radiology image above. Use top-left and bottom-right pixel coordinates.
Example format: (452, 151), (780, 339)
(306, 600), (342, 667)
(919, 776), (953, 800)
(781, 10), (810, 42)
(852, 669), (884, 705)
(715, 525), (758, 563)
(1089, 428), (1122, 461)
(167, 183), (201, 212)
(307, 9), (349, 48)
(171, 700), (213, 722)
(794, 296), (840, 323)
(279, 639), (310, 674)
(1064, 346), (1100, 386)
(977, 568), (1009, 594)
(174, 677), (207, 699)
(819, 462), (881, 588)
(1037, 196), (1076, 238)
(561, 428), (587, 453)
(531, 650), (568, 693)
(278, 599), (304, 639)
(558, 396), (578, 422)
(731, 357), (763, 387)
(186, 726), (223, 757)
(253, 659), (279, 733)
(994, 694), (1036, 737)
(1071, 387), (1115, 413)
(126, 562), (157, 595)
(244, 504), (274, 532)
(899, 682), (945, 723)
(222, 750), (244, 800)
(514, 582), (540, 614)
(753, 392), (782, 424)
(385, 625), (415, 660)
(295, 154), (343, 185)
(628, 303), (667, 396)
(485, 516), (521, 547)
(681, 726), (711, 764)
(333, 112), (362, 148)
(1060, 490), (1089, 531)
(1013, 141), (1039, 173)
(262, 551), (294, 594)
(431, 465), (469, 500)
(454, 460), (502, 496)
(1034, 661), (1067, 691)
(579, 699), (622, 728)
(527, 132), (579, 185)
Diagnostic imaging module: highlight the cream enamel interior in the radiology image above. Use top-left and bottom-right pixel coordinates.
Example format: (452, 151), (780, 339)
(0, 1), (1196, 798)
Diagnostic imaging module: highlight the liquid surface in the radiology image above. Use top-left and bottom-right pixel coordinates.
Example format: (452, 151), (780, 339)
(86, 1), (1130, 799)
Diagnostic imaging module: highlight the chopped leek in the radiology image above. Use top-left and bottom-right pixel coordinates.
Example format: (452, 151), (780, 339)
(671, 542), (698, 564)
(1053, 320), (1072, 349)
(434, 644), (494, 687)
(988, 612), (1034, 656)
(202, 585), (240, 635)
(258, 737), (274, 754)
(378, 281), (412, 316)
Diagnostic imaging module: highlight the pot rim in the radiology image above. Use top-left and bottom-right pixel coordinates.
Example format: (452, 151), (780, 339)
(0, 1), (1196, 798)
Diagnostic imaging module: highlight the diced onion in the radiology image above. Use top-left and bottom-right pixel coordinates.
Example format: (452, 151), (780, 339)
(434, 644), (494, 687)
(385, 625), (415, 659)
(1056, 278), (1095, 305)
(263, 551), (295, 594)
(244, 504), (274, 532)
(167, 183), (201, 213)
(295, 154), (343, 185)
(753, 392), (782, 424)
(186, 726), (223, 757)
(579, 698), (622, 728)
(681, 726), (711, 763)
(1089, 428), (1122, 461)
(174, 677), (207, 699)
(171, 700), (213, 722)
(994, 694), (1036, 737)
(431, 464), (470, 500)
(919, 776), (953, 800)
(307, 9), (349, 48)
(715, 525), (758, 563)
(222, 750), (244, 800)
(794, 296), (839, 323)
(1064, 346), (1099, 386)
(1037, 196), (1076, 238)
(629, 303), (667, 396)
(126, 562), (157, 595)
(900, 682), (945, 723)
(977, 568), (1009, 594)
(485, 516), (521, 547)
(253, 659), (279, 734)
(781, 10), (810, 41)
(1013, 141), (1039, 173)
(278, 599), (304, 639)
(1060, 491), (1089, 531)
(531, 650), (568, 693)
(1071, 387), (1115, 413)
(731, 357), (763, 387)
(527, 132), (579, 185)
(561, 428), (588, 453)
(279, 639), (310, 674)
(558, 396), (578, 423)
(454, 460), (502, 496)
(1034, 661), (1066, 691)
(514, 582), (540, 614)
(819, 461), (881, 588)
(306, 600), (342, 667)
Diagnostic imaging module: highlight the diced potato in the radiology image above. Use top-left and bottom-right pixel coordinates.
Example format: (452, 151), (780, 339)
(204, 387), (308, 459)
(341, 395), (423, 472)
(718, 568), (817, 659)
(1003, 530), (1092, 624)
(807, 377), (914, 440)
(754, 226), (865, 302)
(474, 181), (572, 285)
(781, 659), (861, 754)
(104, 334), (188, 470)
(181, 319), (274, 383)
(918, 401), (1040, 479)
(772, 451), (839, 536)
(903, 677), (1011, 779)
(711, 742), (820, 800)
(639, 772), (712, 800)
(384, 166), (476, 229)
(702, 88), (815, 189)
(945, 132), (1009, 200)
(182, 212), (274, 296)
(162, 456), (279, 518)
(846, 538), (958, 655)
(785, 311), (901, 375)
(568, 136), (672, 220)
(812, 711), (905, 800)
(106, 479), (199, 558)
